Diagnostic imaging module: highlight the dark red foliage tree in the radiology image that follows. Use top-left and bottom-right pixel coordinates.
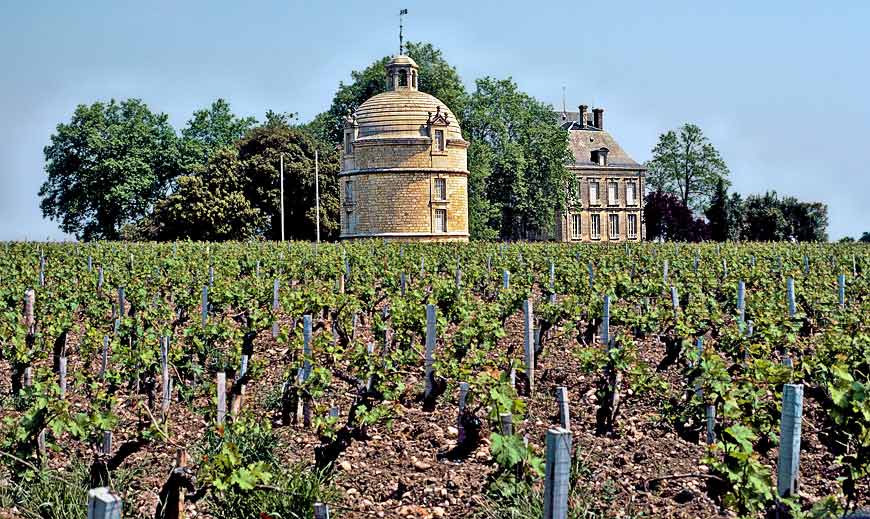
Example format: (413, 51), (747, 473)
(644, 190), (710, 242)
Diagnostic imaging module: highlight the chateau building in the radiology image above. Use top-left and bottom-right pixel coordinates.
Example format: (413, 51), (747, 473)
(554, 106), (646, 242)
(339, 55), (469, 241)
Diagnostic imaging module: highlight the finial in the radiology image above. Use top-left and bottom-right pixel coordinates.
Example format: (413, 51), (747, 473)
(399, 9), (408, 55)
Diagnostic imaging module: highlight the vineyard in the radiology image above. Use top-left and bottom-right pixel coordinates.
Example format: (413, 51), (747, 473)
(0, 241), (868, 519)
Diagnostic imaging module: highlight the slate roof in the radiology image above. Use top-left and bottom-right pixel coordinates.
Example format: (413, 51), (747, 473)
(555, 111), (644, 170)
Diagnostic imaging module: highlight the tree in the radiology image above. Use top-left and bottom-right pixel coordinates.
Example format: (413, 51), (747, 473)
(236, 120), (340, 241)
(646, 124), (730, 212)
(741, 192), (788, 241)
(739, 191), (828, 242)
(780, 196), (828, 242)
(308, 42), (468, 144)
(179, 99), (257, 173)
(645, 190), (710, 242)
(40, 99), (179, 240)
(139, 118), (340, 241)
(861, 232), (870, 243)
(704, 178), (743, 241)
(130, 147), (267, 241)
(462, 77), (574, 240)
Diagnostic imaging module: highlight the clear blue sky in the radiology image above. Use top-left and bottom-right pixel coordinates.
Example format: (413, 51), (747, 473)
(1, 0), (867, 240)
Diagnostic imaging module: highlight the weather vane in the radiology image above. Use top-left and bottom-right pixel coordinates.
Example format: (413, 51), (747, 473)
(399, 9), (408, 55)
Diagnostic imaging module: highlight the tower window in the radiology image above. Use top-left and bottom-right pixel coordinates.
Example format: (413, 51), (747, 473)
(434, 209), (447, 232)
(434, 130), (445, 151)
(628, 214), (638, 238)
(412, 71), (417, 88)
(434, 178), (447, 201)
(344, 133), (353, 155)
(344, 181), (353, 205)
(626, 182), (637, 205)
(399, 69), (408, 87)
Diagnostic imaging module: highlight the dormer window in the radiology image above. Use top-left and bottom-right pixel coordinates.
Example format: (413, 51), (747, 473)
(434, 130), (445, 152)
(591, 148), (608, 166)
(344, 132), (353, 155)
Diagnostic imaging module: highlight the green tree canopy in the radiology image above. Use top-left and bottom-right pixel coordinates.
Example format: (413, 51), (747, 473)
(704, 178), (743, 241)
(739, 191), (828, 242)
(236, 121), (340, 241)
(308, 42), (468, 144)
(463, 77), (574, 240)
(138, 118), (340, 241)
(646, 123), (730, 212)
(131, 147), (267, 241)
(861, 232), (870, 243)
(179, 99), (257, 172)
(40, 98), (179, 240)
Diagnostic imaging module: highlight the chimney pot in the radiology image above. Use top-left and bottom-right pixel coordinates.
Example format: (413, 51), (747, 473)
(578, 105), (588, 128)
(592, 108), (604, 129)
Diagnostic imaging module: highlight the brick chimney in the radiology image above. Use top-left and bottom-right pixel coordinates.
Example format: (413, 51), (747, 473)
(578, 105), (587, 128)
(592, 108), (604, 129)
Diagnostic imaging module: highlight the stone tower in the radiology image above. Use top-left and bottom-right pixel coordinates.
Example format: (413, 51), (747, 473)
(339, 55), (469, 241)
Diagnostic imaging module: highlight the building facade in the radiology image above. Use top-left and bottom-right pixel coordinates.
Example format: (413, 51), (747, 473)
(554, 105), (646, 242)
(338, 55), (469, 241)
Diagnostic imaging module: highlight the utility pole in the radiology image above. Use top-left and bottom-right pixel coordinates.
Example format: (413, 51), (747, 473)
(315, 150), (320, 244)
(280, 153), (285, 242)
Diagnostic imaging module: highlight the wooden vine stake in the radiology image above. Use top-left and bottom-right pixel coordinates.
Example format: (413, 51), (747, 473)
(601, 295), (610, 345)
(543, 427), (572, 519)
(271, 278), (280, 337)
(161, 337), (171, 417)
(500, 413), (513, 435)
(216, 372), (226, 425)
(100, 336), (109, 380)
(705, 405), (716, 444)
(549, 260), (556, 304)
(424, 304), (437, 400)
(838, 274), (846, 308)
(118, 286), (125, 319)
(457, 382), (469, 442)
(201, 286), (208, 328)
(59, 356), (68, 399)
(87, 487), (121, 519)
(523, 299), (534, 395)
(777, 384), (803, 497)
(302, 314), (313, 426)
(314, 503), (330, 519)
(556, 386), (570, 430)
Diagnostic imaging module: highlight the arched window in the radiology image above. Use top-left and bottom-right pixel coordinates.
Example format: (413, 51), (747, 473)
(412, 71), (417, 88)
(399, 69), (408, 87)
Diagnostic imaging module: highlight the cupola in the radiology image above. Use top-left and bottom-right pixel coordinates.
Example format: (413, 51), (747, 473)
(386, 55), (419, 91)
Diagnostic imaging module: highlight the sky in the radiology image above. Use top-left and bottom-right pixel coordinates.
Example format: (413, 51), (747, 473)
(1, 0), (867, 241)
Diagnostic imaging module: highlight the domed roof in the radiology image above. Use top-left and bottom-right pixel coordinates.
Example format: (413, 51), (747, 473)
(388, 54), (418, 67)
(354, 90), (464, 140)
